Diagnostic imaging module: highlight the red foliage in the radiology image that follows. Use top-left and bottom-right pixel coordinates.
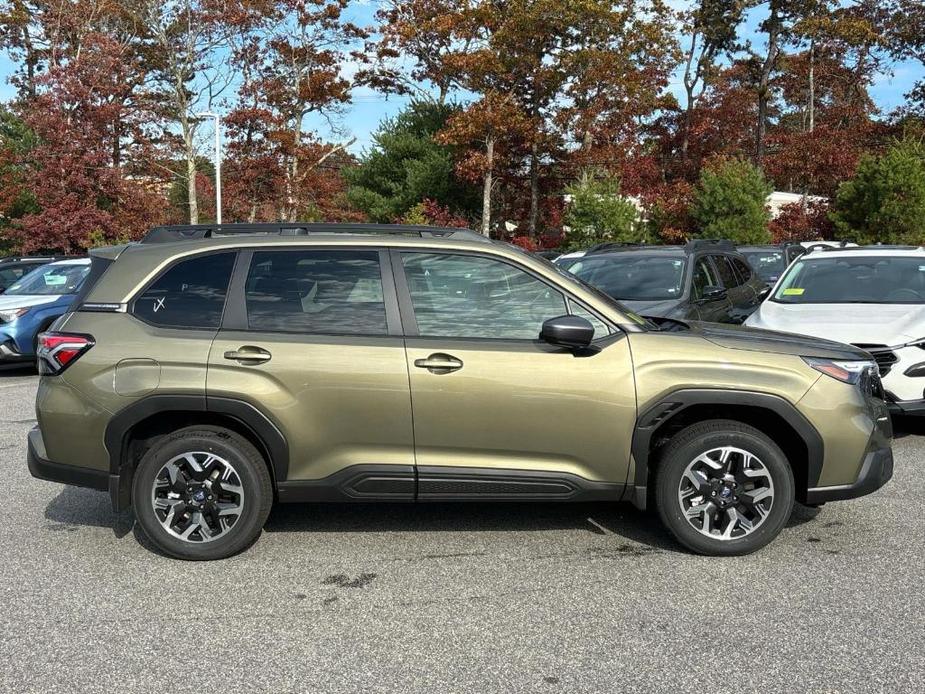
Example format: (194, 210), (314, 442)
(769, 201), (834, 243)
(11, 34), (164, 252)
(419, 199), (469, 228)
(510, 235), (539, 252)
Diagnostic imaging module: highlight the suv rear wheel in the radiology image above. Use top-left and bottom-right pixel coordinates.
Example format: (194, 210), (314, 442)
(655, 420), (794, 556)
(131, 427), (273, 560)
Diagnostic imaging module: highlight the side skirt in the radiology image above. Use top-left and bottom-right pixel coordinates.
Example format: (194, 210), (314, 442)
(277, 465), (625, 503)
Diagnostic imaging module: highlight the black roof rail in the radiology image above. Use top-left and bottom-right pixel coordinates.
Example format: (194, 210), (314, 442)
(140, 223), (490, 244)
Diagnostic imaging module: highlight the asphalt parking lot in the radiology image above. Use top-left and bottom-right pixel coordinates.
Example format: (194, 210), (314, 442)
(1, 367), (923, 693)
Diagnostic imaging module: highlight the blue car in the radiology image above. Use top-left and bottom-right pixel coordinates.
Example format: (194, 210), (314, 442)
(0, 258), (91, 363)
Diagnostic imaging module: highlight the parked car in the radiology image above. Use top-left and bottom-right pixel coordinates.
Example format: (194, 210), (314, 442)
(552, 242), (644, 271)
(564, 240), (767, 324)
(747, 245), (925, 416)
(0, 258), (91, 363)
(737, 243), (805, 285)
(0, 255), (67, 293)
(28, 224), (891, 560)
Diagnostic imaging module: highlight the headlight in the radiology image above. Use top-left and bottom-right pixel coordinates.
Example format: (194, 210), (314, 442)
(0, 307), (29, 322)
(803, 357), (877, 384)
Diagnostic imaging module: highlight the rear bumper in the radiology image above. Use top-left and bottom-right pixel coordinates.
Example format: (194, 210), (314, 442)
(27, 426), (109, 493)
(805, 446), (893, 504)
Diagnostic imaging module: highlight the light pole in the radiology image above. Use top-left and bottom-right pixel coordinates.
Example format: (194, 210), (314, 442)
(194, 112), (222, 224)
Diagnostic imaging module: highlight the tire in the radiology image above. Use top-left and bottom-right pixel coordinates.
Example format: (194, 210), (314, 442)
(655, 419), (794, 556)
(131, 426), (273, 560)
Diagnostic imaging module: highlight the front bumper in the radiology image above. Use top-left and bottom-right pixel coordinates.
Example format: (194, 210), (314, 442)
(0, 338), (30, 362)
(27, 426), (109, 493)
(805, 446), (893, 504)
(885, 397), (925, 415)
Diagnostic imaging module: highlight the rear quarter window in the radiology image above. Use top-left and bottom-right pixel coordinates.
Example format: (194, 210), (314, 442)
(133, 252), (236, 329)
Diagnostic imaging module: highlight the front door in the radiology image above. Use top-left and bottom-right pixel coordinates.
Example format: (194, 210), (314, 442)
(394, 250), (637, 500)
(207, 248), (415, 499)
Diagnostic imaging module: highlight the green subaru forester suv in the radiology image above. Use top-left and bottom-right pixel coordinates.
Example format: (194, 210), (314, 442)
(27, 224), (893, 560)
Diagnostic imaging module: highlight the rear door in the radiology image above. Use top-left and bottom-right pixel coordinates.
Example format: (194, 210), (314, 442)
(207, 247), (415, 496)
(691, 255), (730, 322)
(711, 254), (753, 323)
(394, 249), (636, 499)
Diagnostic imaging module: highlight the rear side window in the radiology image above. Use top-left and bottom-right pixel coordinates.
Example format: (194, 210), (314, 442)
(731, 257), (753, 283)
(134, 253), (235, 329)
(244, 250), (387, 335)
(712, 255), (741, 288)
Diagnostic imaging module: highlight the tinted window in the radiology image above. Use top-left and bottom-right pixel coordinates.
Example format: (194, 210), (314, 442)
(0, 267), (25, 286)
(245, 250), (386, 335)
(731, 257), (753, 283)
(402, 252), (566, 339)
(569, 255), (686, 301)
(692, 258), (720, 299)
(712, 256), (740, 287)
(134, 253), (234, 328)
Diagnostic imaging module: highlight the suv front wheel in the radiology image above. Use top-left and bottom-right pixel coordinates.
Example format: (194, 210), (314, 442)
(655, 420), (795, 556)
(131, 426), (273, 560)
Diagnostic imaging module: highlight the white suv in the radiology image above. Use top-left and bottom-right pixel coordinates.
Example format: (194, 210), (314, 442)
(746, 246), (925, 415)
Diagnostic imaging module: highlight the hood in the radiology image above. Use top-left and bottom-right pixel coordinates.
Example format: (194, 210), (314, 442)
(747, 301), (925, 346)
(622, 298), (684, 318)
(689, 320), (870, 361)
(0, 294), (61, 311)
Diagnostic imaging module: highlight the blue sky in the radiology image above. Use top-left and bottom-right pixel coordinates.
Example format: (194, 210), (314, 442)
(1, 1), (922, 155)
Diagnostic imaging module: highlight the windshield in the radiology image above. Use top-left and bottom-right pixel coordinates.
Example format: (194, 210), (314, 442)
(5, 263), (90, 296)
(568, 255), (686, 301)
(741, 250), (786, 282)
(773, 256), (925, 304)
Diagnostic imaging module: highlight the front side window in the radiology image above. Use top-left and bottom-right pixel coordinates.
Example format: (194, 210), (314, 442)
(569, 300), (610, 337)
(692, 258), (720, 299)
(773, 256), (925, 304)
(401, 252), (567, 339)
(6, 263), (89, 296)
(134, 253), (235, 328)
(245, 250), (387, 335)
(569, 255), (686, 301)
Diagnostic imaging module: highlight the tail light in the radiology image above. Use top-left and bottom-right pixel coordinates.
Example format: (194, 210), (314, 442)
(37, 332), (94, 374)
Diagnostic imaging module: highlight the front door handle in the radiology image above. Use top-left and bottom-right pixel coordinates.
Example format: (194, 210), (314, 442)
(224, 346), (272, 365)
(414, 353), (463, 373)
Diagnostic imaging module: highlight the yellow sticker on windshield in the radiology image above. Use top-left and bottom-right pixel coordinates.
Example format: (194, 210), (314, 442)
(782, 288), (805, 295)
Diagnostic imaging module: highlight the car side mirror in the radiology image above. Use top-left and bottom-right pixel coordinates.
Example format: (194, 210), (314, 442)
(757, 285), (771, 300)
(701, 285), (727, 302)
(540, 315), (594, 350)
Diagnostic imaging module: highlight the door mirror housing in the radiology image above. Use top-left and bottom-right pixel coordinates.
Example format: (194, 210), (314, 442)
(700, 285), (727, 302)
(540, 315), (595, 350)
(757, 285), (772, 301)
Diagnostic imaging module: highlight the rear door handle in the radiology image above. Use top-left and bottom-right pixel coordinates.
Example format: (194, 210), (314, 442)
(414, 353), (463, 373)
(224, 346), (272, 364)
